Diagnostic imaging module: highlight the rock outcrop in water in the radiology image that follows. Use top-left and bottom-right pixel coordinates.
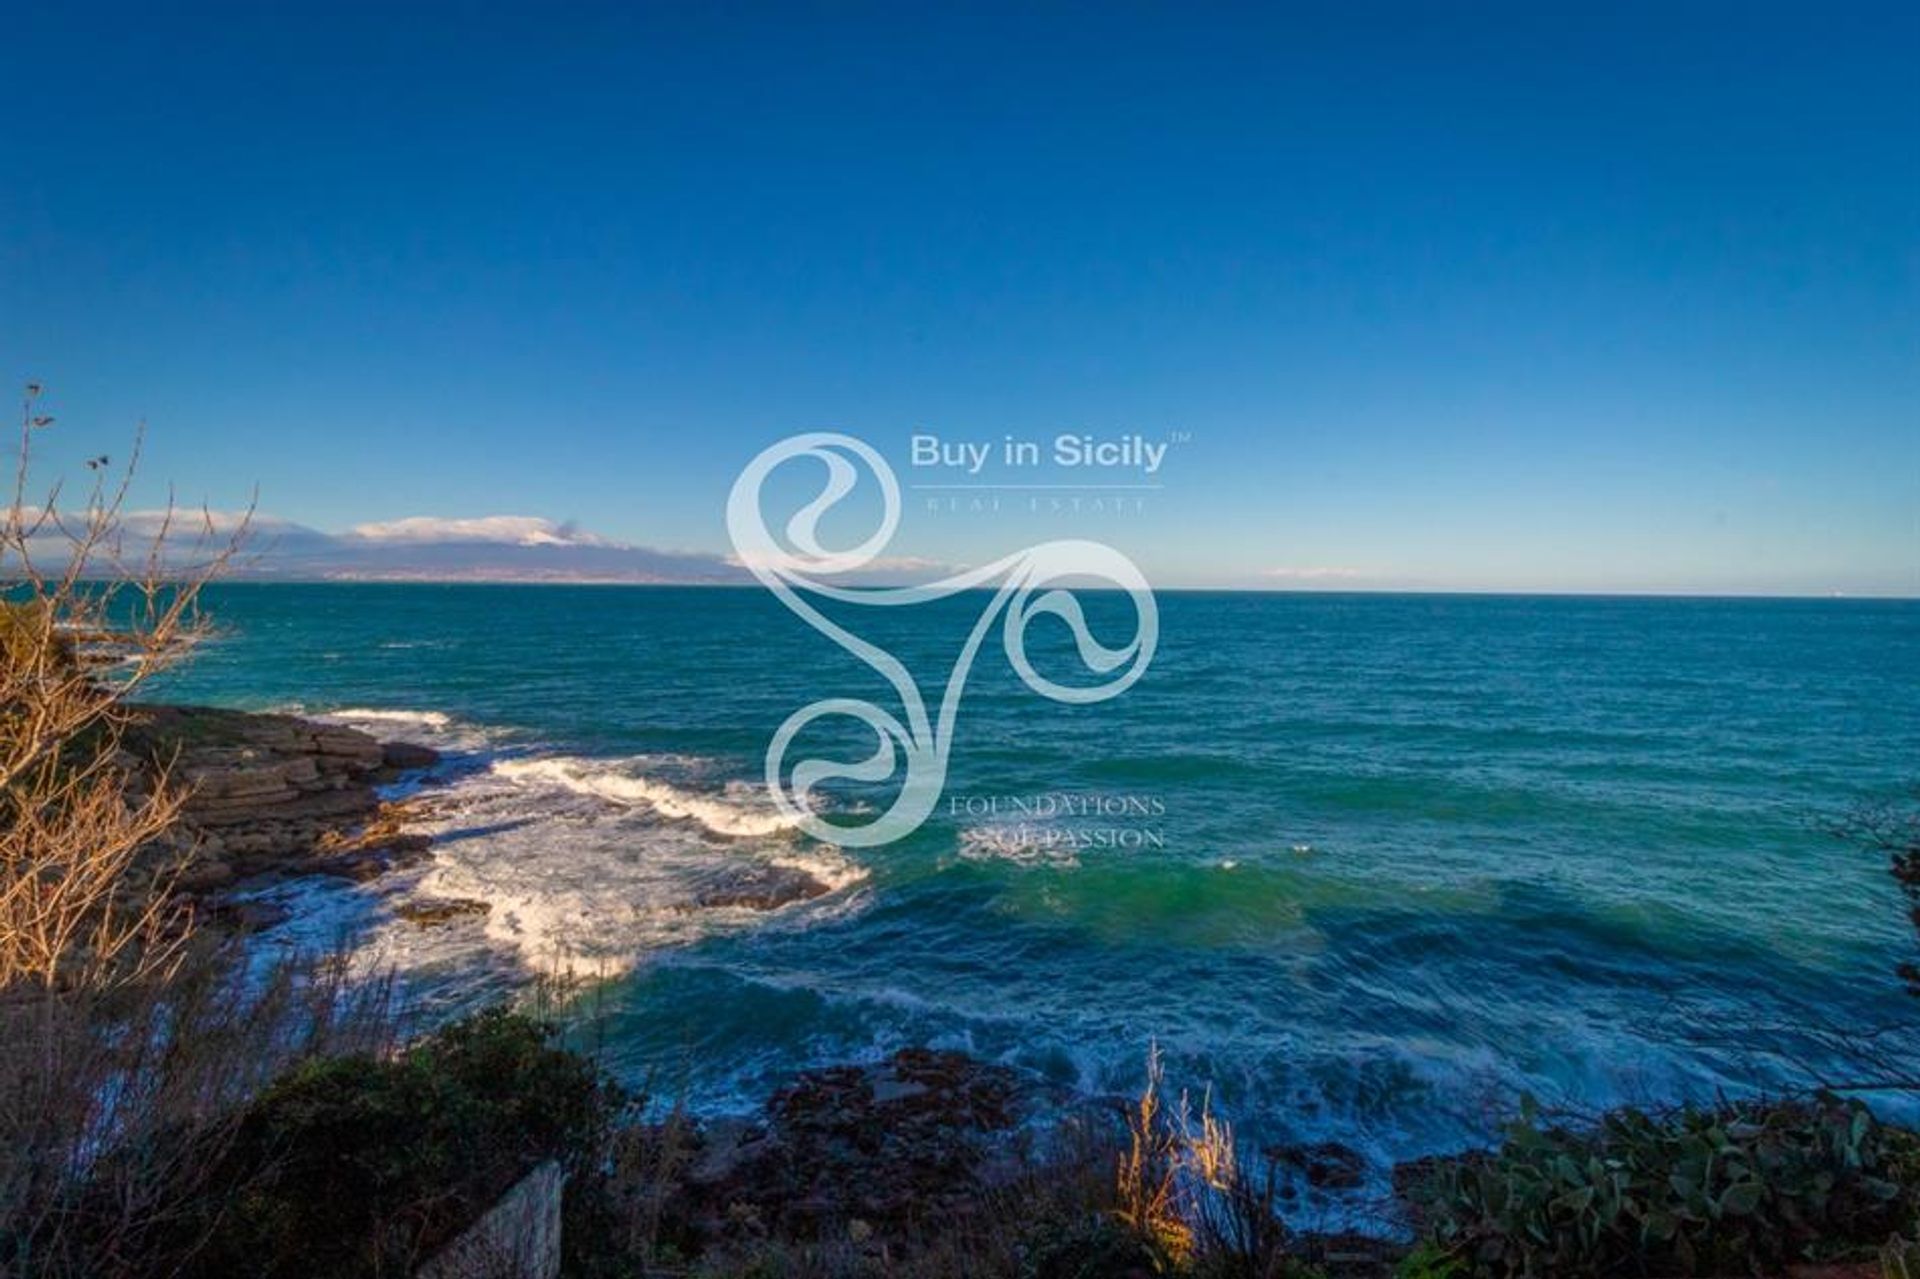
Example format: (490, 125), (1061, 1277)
(690, 863), (835, 912)
(122, 705), (441, 891)
(681, 1048), (1027, 1244)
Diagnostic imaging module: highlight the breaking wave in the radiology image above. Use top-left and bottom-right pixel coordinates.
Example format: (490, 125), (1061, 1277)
(491, 756), (803, 837)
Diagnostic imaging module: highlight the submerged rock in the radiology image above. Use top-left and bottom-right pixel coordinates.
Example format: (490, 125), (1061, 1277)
(1270, 1138), (1368, 1190)
(692, 864), (833, 912)
(206, 899), (293, 933)
(396, 897), (492, 927)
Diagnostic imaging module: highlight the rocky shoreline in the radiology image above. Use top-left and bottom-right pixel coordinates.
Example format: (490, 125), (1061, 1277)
(125, 703), (847, 934)
(122, 704), (445, 910)
(620, 1047), (1401, 1276)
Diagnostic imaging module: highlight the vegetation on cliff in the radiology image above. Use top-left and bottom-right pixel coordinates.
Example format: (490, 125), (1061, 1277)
(145, 1007), (620, 1277)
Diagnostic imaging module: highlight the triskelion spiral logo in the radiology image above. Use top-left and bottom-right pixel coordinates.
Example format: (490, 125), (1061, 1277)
(727, 432), (1158, 847)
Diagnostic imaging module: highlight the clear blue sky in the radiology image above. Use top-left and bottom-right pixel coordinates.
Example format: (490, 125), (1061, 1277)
(3, 2), (1915, 593)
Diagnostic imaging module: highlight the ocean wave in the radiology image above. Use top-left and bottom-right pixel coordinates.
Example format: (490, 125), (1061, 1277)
(956, 823), (1082, 868)
(232, 712), (864, 982)
(304, 705), (511, 760)
(769, 851), (870, 894)
(347, 748), (867, 976)
(401, 798), (867, 975)
(323, 707), (454, 729)
(492, 755), (802, 837)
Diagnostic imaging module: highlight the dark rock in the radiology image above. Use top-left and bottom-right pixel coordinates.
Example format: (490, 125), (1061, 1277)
(360, 831), (434, 859)
(693, 864), (832, 912)
(213, 900), (292, 932)
(1271, 1139), (1368, 1190)
(311, 832), (434, 881)
(314, 855), (387, 882)
(686, 1119), (771, 1188)
(380, 740), (440, 772)
(175, 858), (236, 892)
(684, 1048), (1027, 1244)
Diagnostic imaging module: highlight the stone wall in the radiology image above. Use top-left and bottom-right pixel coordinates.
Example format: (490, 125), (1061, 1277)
(414, 1161), (564, 1279)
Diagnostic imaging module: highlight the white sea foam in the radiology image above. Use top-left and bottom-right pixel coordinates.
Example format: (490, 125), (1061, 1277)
(235, 711), (866, 982)
(325, 707), (453, 729)
(769, 851), (871, 894)
(399, 770), (866, 973)
(492, 756), (803, 837)
(324, 744), (863, 977)
(304, 705), (504, 758)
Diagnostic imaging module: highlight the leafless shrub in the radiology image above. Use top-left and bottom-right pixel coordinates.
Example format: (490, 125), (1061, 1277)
(0, 382), (250, 990)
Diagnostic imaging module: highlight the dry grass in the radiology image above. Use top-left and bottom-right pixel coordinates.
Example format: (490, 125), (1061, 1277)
(589, 1086), (700, 1267)
(0, 946), (403, 1276)
(1117, 1041), (1197, 1264)
(1114, 1045), (1305, 1279)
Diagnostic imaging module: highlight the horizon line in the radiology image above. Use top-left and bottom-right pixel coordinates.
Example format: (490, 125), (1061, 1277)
(169, 577), (1920, 602)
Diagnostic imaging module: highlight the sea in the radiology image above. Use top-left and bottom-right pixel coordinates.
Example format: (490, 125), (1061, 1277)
(154, 584), (1920, 1204)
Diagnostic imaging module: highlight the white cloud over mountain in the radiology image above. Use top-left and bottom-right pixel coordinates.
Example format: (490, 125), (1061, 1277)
(343, 515), (624, 549)
(219, 512), (730, 582)
(22, 506), (955, 585)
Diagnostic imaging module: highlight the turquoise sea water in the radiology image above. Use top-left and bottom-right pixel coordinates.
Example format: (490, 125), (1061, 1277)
(157, 585), (1920, 1192)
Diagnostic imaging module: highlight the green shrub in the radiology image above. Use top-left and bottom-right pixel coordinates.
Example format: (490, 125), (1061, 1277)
(1028, 1212), (1170, 1278)
(1394, 1242), (1468, 1279)
(136, 1007), (622, 1278)
(1408, 1093), (1920, 1277)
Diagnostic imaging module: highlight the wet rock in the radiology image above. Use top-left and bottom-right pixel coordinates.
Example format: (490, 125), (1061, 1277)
(693, 864), (832, 912)
(396, 897), (491, 927)
(311, 835), (434, 882)
(380, 740), (441, 772)
(1271, 1139), (1368, 1190)
(314, 855), (387, 882)
(870, 1077), (928, 1106)
(208, 899), (293, 932)
(359, 831), (434, 859)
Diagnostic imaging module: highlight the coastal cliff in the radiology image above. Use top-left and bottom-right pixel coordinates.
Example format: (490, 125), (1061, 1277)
(121, 704), (441, 895)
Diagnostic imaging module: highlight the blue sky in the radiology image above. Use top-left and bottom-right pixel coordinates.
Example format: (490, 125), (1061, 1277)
(3, 2), (1915, 593)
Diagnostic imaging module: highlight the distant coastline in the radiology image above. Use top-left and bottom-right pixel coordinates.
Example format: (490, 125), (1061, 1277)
(192, 575), (1920, 600)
